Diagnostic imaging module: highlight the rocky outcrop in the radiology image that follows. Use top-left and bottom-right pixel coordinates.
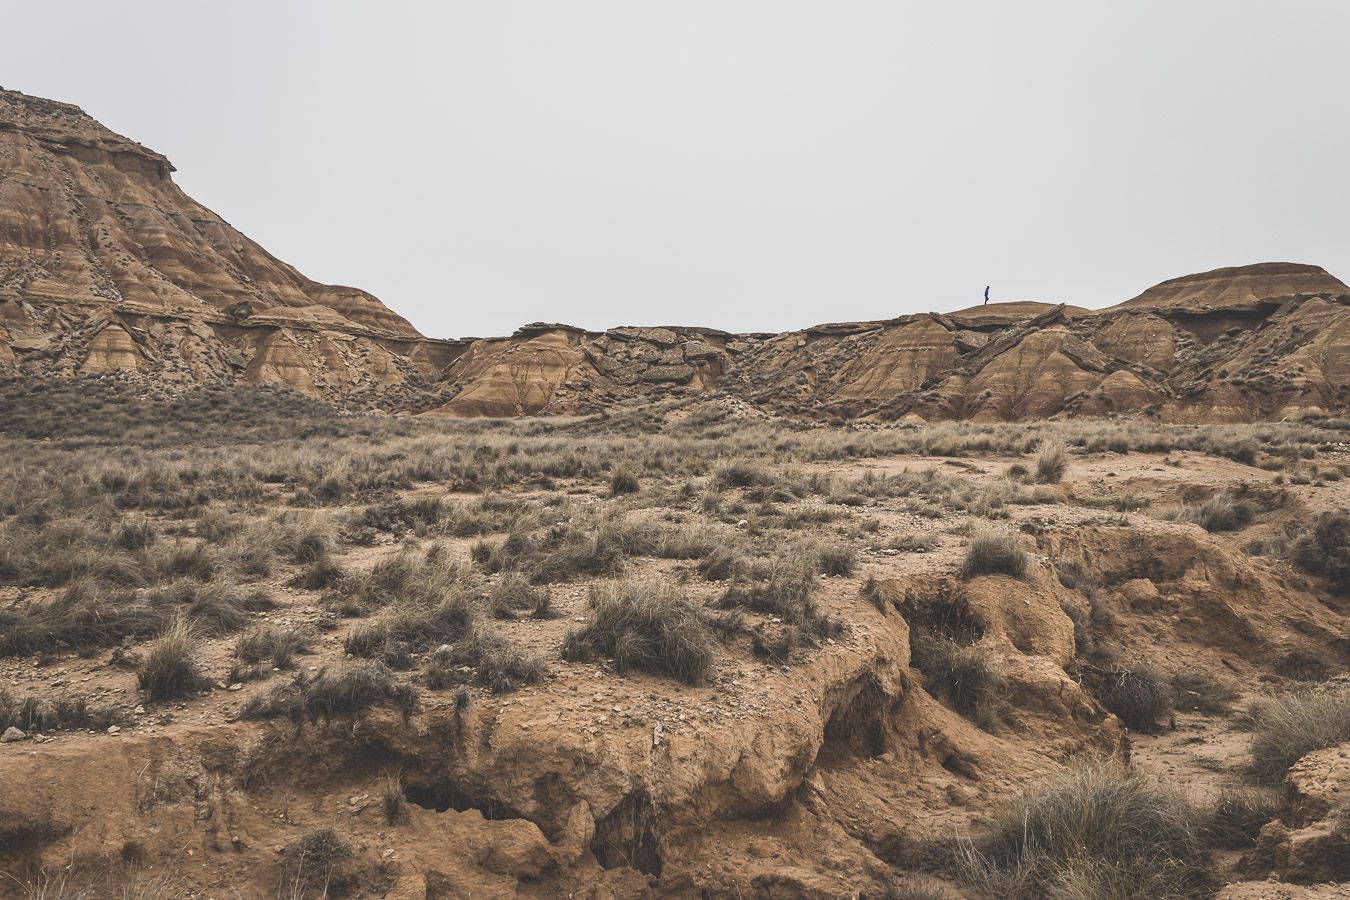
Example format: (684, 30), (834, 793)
(0, 87), (461, 399)
(1112, 262), (1347, 313)
(1247, 740), (1350, 885)
(5, 87), (1350, 422)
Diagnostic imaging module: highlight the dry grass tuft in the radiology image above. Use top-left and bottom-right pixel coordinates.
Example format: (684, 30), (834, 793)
(239, 661), (419, 728)
(951, 761), (1213, 899)
(1248, 687), (1350, 783)
(1093, 666), (1173, 733)
(1290, 509), (1350, 593)
(137, 619), (209, 702)
(961, 526), (1028, 579)
(1033, 440), (1068, 484)
(563, 579), (717, 685)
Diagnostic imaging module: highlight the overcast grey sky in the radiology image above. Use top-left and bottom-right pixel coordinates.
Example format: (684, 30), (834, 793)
(5, 2), (1348, 338)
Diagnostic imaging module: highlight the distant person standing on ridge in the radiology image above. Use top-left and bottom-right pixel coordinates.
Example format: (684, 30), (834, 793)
(984, 285), (990, 305)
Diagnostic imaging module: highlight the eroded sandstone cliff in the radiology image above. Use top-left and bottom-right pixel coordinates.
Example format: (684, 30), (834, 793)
(0, 88), (463, 400)
(4, 87), (1350, 421)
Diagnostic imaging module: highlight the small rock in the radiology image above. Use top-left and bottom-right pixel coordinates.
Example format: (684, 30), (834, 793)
(1, 727), (27, 743)
(106, 725), (120, 735)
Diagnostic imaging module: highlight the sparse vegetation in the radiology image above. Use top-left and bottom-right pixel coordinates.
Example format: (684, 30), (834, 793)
(240, 661), (419, 728)
(563, 579), (717, 685)
(961, 526), (1028, 579)
(1248, 687), (1350, 783)
(1033, 440), (1068, 484)
(0, 690), (122, 734)
(1169, 672), (1239, 715)
(5, 380), (1350, 894)
(715, 555), (843, 646)
(1290, 509), (1350, 593)
(234, 625), (312, 670)
(137, 619), (209, 701)
(1093, 666), (1173, 733)
(950, 762), (1213, 899)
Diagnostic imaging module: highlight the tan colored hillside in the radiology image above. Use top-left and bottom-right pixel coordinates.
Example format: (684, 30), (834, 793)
(3, 88), (1350, 424)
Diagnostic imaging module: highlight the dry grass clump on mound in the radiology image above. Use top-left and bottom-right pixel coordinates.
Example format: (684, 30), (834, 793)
(344, 591), (477, 663)
(489, 572), (553, 620)
(961, 526), (1028, 579)
(280, 827), (352, 898)
(903, 589), (1004, 730)
(0, 581), (166, 657)
(335, 549), (544, 691)
(951, 762), (1214, 899)
(137, 619), (210, 702)
(1168, 671), (1240, 715)
(1290, 509), (1350, 594)
(1092, 666), (1174, 733)
(0, 690), (123, 734)
(1177, 493), (1255, 533)
(715, 554), (844, 646)
(234, 625), (313, 670)
(240, 662), (419, 728)
(1204, 786), (1280, 850)
(325, 547), (467, 615)
(473, 513), (661, 584)
(1033, 440), (1068, 484)
(0, 575), (274, 659)
(423, 623), (546, 694)
(563, 579), (718, 685)
(911, 635), (1006, 730)
(1248, 687), (1350, 783)
(608, 466), (641, 496)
